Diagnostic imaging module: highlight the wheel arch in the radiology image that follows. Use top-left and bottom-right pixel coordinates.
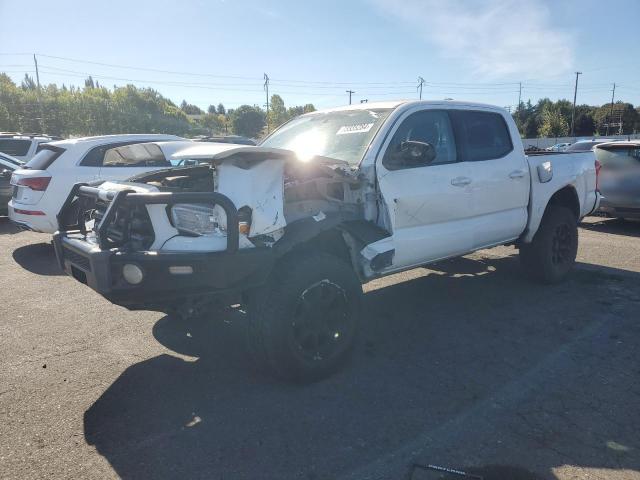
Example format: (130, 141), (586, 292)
(273, 213), (365, 280)
(521, 184), (580, 244)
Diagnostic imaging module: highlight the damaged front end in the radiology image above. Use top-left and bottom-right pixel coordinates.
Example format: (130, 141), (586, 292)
(54, 145), (390, 314)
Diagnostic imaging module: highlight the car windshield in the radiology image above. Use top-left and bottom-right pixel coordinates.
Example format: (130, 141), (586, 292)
(260, 108), (393, 165)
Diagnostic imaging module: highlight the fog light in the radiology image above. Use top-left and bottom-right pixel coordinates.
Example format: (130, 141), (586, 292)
(169, 265), (193, 275)
(122, 264), (144, 284)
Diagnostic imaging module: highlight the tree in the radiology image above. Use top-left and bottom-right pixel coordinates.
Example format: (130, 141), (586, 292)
(180, 100), (203, 115)
(217, 103), (226, 115)
(268, 94), (287, 130)
(230, 105), (265, 138)
(538, 106), (569, 138)
(593, 102), (639, 135)
(84, 76), (95, 89)
(200, 113), (223, 133)
(21, 74), (37, 90)
(207, 104), (217, 114)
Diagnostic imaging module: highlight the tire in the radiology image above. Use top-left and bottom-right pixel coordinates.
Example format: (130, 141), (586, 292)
(519, 206), (578, 284)
(246, 252), (362, 382)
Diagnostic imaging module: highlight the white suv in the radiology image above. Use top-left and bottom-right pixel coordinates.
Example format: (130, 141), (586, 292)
(8, 134), (184, 233)
(0, 133), (62, 162)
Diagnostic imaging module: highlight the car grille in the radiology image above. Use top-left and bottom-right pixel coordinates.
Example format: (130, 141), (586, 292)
(91, 200), (155, 250)
(63, 246), (91, 272)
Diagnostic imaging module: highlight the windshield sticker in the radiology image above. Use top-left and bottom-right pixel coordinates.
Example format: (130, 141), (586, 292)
(336, 123), (374, 135)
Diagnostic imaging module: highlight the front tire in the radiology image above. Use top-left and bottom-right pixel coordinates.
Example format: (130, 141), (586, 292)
(519, 206), (578, 284)
(246, 252), (362, 382)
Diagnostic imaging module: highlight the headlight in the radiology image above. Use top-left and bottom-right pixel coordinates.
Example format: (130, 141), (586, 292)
(171, 203), (226, 236)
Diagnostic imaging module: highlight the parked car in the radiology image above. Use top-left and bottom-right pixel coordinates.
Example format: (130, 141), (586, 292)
(595, 141), (640, 219)
(0, 156), (19, 215)
(8, 134), (183, 233)
(54, 100), (600, 381)
(195, 135), (256, 145)
(565, 138), (617, 152)
(0, 151), (26, 167)
(546, 142), (571, 152)
(0, 133), (62, 162)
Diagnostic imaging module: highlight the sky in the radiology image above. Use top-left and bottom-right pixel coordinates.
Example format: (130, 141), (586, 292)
(1, 0), (639, 112)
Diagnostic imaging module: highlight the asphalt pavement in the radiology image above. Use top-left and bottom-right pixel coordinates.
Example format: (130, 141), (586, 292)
(0, 216), (639, 480)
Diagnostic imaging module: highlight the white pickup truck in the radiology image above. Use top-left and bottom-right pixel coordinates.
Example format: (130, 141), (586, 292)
(54, 101), (600, 381)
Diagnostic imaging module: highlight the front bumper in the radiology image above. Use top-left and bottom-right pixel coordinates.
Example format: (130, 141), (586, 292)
(54, 184), (275, 311)
(53, 231), (275, 310)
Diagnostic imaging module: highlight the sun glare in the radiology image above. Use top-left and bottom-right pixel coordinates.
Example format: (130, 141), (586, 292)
(286, 129), (327, 162)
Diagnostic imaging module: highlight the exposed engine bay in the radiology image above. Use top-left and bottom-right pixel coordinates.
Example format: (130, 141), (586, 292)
(129, 149), (371, 246)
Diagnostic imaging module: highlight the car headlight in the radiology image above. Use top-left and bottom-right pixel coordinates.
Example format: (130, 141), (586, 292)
(171, 203), (226, 236)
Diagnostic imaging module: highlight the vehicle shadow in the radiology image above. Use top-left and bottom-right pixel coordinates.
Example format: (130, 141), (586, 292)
(0, 216), (21, 235)
(83, 255), (640, 480)
(581, 217), (640, 238)
(12, 242), (64, 276)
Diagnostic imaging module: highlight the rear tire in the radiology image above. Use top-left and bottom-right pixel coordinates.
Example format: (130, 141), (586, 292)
(246, 252), (362, 382)
(519, 206), (578, 284)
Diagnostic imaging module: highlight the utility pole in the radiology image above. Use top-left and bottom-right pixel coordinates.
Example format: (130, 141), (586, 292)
(417, 76), (425, 100)
(517, 82), (522, 111)
(346, 90), (355, 105)
(33, 53), (45, 132)
(570, 71), (582, 137)
(606, 83), (616, 136)
(33, 54), (41, 89)
(264, 73), (270, 133)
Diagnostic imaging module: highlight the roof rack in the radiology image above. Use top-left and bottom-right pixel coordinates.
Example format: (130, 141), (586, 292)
(0, 132), (63, 140)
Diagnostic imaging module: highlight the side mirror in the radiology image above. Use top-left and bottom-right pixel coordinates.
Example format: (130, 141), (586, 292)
(398, 141), (436, 167)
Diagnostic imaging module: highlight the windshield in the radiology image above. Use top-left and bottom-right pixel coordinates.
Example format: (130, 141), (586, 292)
(260, 108), (393, 165)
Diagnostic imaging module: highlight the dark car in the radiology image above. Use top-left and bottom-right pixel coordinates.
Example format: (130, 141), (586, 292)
(0, 155), (19, 215)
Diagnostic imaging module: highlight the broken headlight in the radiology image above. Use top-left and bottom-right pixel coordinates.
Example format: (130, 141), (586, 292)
(171, 203), (226, 237)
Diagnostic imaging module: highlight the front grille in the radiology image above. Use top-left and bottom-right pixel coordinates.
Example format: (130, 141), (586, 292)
(91, 200), (155, 250)
(63, 246), (91, 272)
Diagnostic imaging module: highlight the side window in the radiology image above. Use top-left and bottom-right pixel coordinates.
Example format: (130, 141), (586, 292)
(451, 110), (513, 161)
(383, 110), (457, 169)
(79, 141), (158, 167)
(79, 145), (110, 167)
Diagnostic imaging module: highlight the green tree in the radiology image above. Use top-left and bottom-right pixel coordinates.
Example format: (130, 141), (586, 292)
(180, 100), (203, 115)
(593, 102), (639, 135)
(21, 74), (37, 90)
(230, 105), (265, 138)
(268, 94), (287, 130)
(538, 106), (569, 138)
(217, 103), (226, 115)
(207, 104), (217, 114)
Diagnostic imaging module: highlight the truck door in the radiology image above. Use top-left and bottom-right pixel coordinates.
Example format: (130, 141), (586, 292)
(449, 109), (530, 248)
(376, 108), (474, 269)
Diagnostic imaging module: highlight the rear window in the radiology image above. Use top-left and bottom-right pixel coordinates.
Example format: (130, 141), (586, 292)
(24, 145), (66, 170)
(0, 139), (31, 157)
(450, 110), (513, 161)
(103, 143), (170, 167)
(566, 142), (594, 152)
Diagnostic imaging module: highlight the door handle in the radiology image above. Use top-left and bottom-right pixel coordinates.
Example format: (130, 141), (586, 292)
(509, 169), (527, 179)
(451, 176), (472, 186)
